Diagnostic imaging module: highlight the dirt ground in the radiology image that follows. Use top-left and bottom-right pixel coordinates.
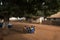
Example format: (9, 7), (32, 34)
(0, 21), (60, 40)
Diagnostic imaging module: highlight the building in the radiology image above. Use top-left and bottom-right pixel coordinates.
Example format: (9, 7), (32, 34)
(46, 12), (60, 25)
(28, 16), (44, 24)
(47, 12), (60, 21)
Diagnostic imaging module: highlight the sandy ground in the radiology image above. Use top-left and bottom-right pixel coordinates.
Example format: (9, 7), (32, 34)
(0, 22), (60, 40)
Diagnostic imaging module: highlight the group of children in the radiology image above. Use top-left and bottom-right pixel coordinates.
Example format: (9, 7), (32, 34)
(24, 25), (35, 33)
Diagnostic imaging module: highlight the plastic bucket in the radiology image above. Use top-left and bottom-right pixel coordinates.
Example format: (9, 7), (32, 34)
(0, 23), (3, 28)
(8, 24), (12, 28)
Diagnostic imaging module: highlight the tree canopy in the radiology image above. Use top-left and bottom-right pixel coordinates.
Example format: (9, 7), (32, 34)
(0, 0), (60, 19)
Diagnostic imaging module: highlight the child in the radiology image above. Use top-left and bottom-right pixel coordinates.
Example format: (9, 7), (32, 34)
(30, 25), (35, 33)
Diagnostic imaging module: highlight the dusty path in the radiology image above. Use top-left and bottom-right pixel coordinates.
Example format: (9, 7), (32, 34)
(3, 22), (60, 40)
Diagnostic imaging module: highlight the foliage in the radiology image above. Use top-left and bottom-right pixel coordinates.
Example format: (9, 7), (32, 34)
(0, 0), (60, 19)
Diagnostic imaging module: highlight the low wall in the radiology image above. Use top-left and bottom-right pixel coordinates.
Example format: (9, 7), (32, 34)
(42, 20), (60, 26)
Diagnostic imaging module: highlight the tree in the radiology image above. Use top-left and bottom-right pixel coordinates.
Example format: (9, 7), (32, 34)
(0, 0), (60, 26)
(41, 0), (59, 17)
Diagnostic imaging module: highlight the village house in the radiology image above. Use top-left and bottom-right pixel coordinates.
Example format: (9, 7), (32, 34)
(28, 16), (44, 24)
(45, 12), (60, 25)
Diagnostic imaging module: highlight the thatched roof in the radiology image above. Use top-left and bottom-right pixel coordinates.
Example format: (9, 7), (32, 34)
(48, 12), (60, 18)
